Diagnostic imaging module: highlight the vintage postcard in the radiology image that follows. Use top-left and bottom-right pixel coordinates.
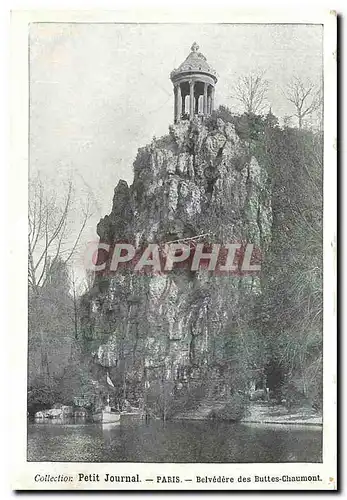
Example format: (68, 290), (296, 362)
(10, 9), (336, 491)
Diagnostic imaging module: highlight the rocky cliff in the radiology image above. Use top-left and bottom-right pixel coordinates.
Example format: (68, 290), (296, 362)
(82, 117), (272, 404)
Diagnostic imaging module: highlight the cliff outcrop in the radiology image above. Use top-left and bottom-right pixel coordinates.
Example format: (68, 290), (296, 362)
(82, 117), (272, 404)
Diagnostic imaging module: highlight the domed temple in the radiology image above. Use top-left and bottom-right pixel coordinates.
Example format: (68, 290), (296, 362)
(170, 42), (218, 123)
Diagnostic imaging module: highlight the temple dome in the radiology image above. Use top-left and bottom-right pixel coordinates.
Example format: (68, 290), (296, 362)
(170, 42), (218, 83)
(170, 43), (218, 123)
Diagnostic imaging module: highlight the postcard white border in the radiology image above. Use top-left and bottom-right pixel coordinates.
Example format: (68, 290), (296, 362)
(9, 9), (337, 490)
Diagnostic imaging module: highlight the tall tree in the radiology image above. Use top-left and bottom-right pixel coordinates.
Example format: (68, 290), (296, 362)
(28, 175), (92, 294)
(232, 72), (269, 114)
(263, 127), (323, 403)
(285, 77), (322, 129)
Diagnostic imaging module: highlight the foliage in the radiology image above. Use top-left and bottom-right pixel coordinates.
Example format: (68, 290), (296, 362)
(205, 105), (235, 130)
(280, 383), (311, 410)
(54, 361), (98, 407)
(146, 379), (176, 421)
(27, 376), (62, 415)
(208, 394), (248, 422)
(259, 124), (323, 403)
(28, 264), (76, 386)
(206, 105), (271, 143)
(28, 257), (96, 413)
(206, 105), (323, 406)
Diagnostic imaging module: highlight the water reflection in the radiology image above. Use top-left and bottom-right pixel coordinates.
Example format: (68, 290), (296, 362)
(28, 420), (322, 463)
(34, 416), (88, 425)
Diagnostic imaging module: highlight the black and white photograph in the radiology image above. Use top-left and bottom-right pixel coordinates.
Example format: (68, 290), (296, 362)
(9, 9), (337, 491)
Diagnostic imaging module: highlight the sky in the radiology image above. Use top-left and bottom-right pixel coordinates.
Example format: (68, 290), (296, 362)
(29, 23), (323, 277)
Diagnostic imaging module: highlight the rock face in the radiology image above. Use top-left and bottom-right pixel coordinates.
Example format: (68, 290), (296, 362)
(83, 117), (272, 402)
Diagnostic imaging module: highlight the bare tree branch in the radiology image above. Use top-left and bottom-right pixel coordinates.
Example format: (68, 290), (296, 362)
(33, 183), (72, 274)
(28, 176), (92, 294)
(65, 201), (92, 264)
(231, 71), (269, 114)
(285, 77), (322, 129)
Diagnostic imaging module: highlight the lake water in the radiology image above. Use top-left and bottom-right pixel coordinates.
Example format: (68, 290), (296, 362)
(27, 419), (322, 463)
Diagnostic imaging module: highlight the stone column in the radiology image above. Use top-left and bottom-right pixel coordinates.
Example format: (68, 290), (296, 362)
(176, 84), (182, 122)
(174, 86), (178, 123)
(211, 86), (215, 113)
(203, 83), (208, 115)
(189, 81), (195, 119)
(195, 95), (199, 114)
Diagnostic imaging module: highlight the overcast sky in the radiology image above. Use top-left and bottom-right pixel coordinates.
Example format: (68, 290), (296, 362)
(29, 22), (323, 275)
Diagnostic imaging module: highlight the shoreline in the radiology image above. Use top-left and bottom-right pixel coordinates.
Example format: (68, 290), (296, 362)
(173, 401), (323, 427)
(241, 418), (322, 427)
(173, 416), (323, 426)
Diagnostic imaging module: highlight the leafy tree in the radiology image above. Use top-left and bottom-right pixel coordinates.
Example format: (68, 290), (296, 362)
(27, 376), (61, 415)
(260, 126), (323, 403)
